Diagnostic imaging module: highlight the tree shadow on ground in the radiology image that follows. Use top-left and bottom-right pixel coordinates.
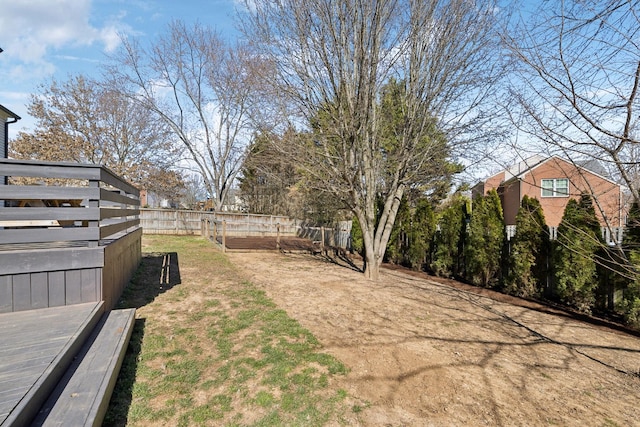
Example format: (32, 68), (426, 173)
(319, 248), (364, 273)
(102, 252), (181, 426)
(383, 263), (640, 339)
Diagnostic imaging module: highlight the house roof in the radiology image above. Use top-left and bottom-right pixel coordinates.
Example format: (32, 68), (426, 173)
(505, 155), (619, 187)
(479, 155), (619, 189)
(0, 104), (21, 121)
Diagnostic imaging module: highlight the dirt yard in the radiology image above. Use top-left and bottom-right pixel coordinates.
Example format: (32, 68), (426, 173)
(227, 250), (640, 426)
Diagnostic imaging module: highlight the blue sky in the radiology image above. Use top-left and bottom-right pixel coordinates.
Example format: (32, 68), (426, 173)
(0, 0), (241, 138)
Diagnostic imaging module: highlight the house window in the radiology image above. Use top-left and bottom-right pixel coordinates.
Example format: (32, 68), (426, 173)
(541, 178), (569, 197)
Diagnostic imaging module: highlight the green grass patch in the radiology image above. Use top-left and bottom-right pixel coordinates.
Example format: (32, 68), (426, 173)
(105, 235), (355, 426)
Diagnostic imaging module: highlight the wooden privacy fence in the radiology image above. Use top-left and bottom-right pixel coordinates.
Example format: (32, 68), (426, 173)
(0, 159), (141, 312)
(140, 208), (352, 249)
(141, 209), (295, 236)
(506, 224), (624, 245)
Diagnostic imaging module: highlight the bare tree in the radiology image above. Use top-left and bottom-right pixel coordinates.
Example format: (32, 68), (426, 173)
(11, 75), (179, 190)
(180, 173), (207, 210)
(504, 0), (640, 206)
(109, 21), (263, 211)
(239, 0), (506, 279)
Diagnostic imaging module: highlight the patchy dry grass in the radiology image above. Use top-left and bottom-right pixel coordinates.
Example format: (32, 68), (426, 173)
(104, 235), (354, 426)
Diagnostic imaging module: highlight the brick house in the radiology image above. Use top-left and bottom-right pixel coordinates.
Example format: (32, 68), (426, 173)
(472, 155), (623, 229)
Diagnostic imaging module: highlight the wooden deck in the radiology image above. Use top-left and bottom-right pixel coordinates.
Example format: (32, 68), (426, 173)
(0, 302), (104, 426)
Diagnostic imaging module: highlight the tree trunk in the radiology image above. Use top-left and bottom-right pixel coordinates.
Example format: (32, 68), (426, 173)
(363, 250), (381, 281)
(357, 185), (405, 281)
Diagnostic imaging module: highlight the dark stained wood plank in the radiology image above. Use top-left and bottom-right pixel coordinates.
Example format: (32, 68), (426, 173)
(98, 167), (139, 196)
(99, 219), (139, 240)
(11, 274), (30, 312)
(99, 189), (139, 206)
(80, 269), (97, 303)
(65, 271), (82, 305)
(0, 247), (103, 276)
(0, 186), (98, 201)
(0, 302), (104, 427)
(30, 272), (48, 310)
(0, 277), (12, 313)
(0, 207), (99, 221)
(99, 208), (139, 220)
(34, 308), (136, 427)
(0, 228), (99, 245)
(0, 160), (102, 181)
(48, 272), (65, 308)
(0, 340), (66, 362)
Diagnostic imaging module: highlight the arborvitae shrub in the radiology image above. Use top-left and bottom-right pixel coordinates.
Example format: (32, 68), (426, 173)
(465, 189), (505, 287)
(430, 195), (468, 278)
(350, 215), (364, 256)
(504, 196), (550, 298)
(553, 194), (602, 312)
(620, 201), (640, 327)
(386, 196), (411, 265)
(407, 199), (436, 270)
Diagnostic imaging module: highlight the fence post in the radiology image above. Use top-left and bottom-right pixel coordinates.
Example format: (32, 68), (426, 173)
(222, 220), (227, 253)
(321, 226), (325, 253)
(276, 223), (281, 250)
(330, 225), (335, 247)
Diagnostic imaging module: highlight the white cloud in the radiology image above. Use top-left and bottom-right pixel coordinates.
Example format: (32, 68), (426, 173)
(0, 0), (128, 64)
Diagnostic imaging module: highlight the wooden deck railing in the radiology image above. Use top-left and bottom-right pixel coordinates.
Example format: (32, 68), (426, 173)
(0, 159), (140, 248)
(0, 159), (142, 312)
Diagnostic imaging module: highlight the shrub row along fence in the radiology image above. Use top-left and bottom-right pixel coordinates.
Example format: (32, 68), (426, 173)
(140, 208), (352, 249)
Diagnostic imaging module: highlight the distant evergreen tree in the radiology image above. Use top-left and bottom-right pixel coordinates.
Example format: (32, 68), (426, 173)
(430, 194), (468, 278)
(350, 215), (364, 257)
(465, 189), (505, 287)
(385, 196), (438, 270)
(620, 201), (640, 327)
(504, 196), (550, 298)
(553, 194), (602, 312)
(386, 196), (411, 265)
(624, 201), (640, 251)
(407, 199), (437, 270)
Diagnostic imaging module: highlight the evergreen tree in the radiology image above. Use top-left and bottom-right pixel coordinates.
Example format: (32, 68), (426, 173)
(553, 194), (602, 312)
(619, 201), (640, 327)
(430, 194), (469, 278)
(465, 189), (505, 287)
(350, 215), (364, 257)
(385, 196), (438, 269)
(386, 196), (411, 265)
(407, 199), (437, 270)
(624, 201), (640, 251)
(504, 196), (550, 298)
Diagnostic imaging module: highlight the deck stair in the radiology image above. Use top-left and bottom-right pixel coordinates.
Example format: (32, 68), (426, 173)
(0, 304), (135, 427)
